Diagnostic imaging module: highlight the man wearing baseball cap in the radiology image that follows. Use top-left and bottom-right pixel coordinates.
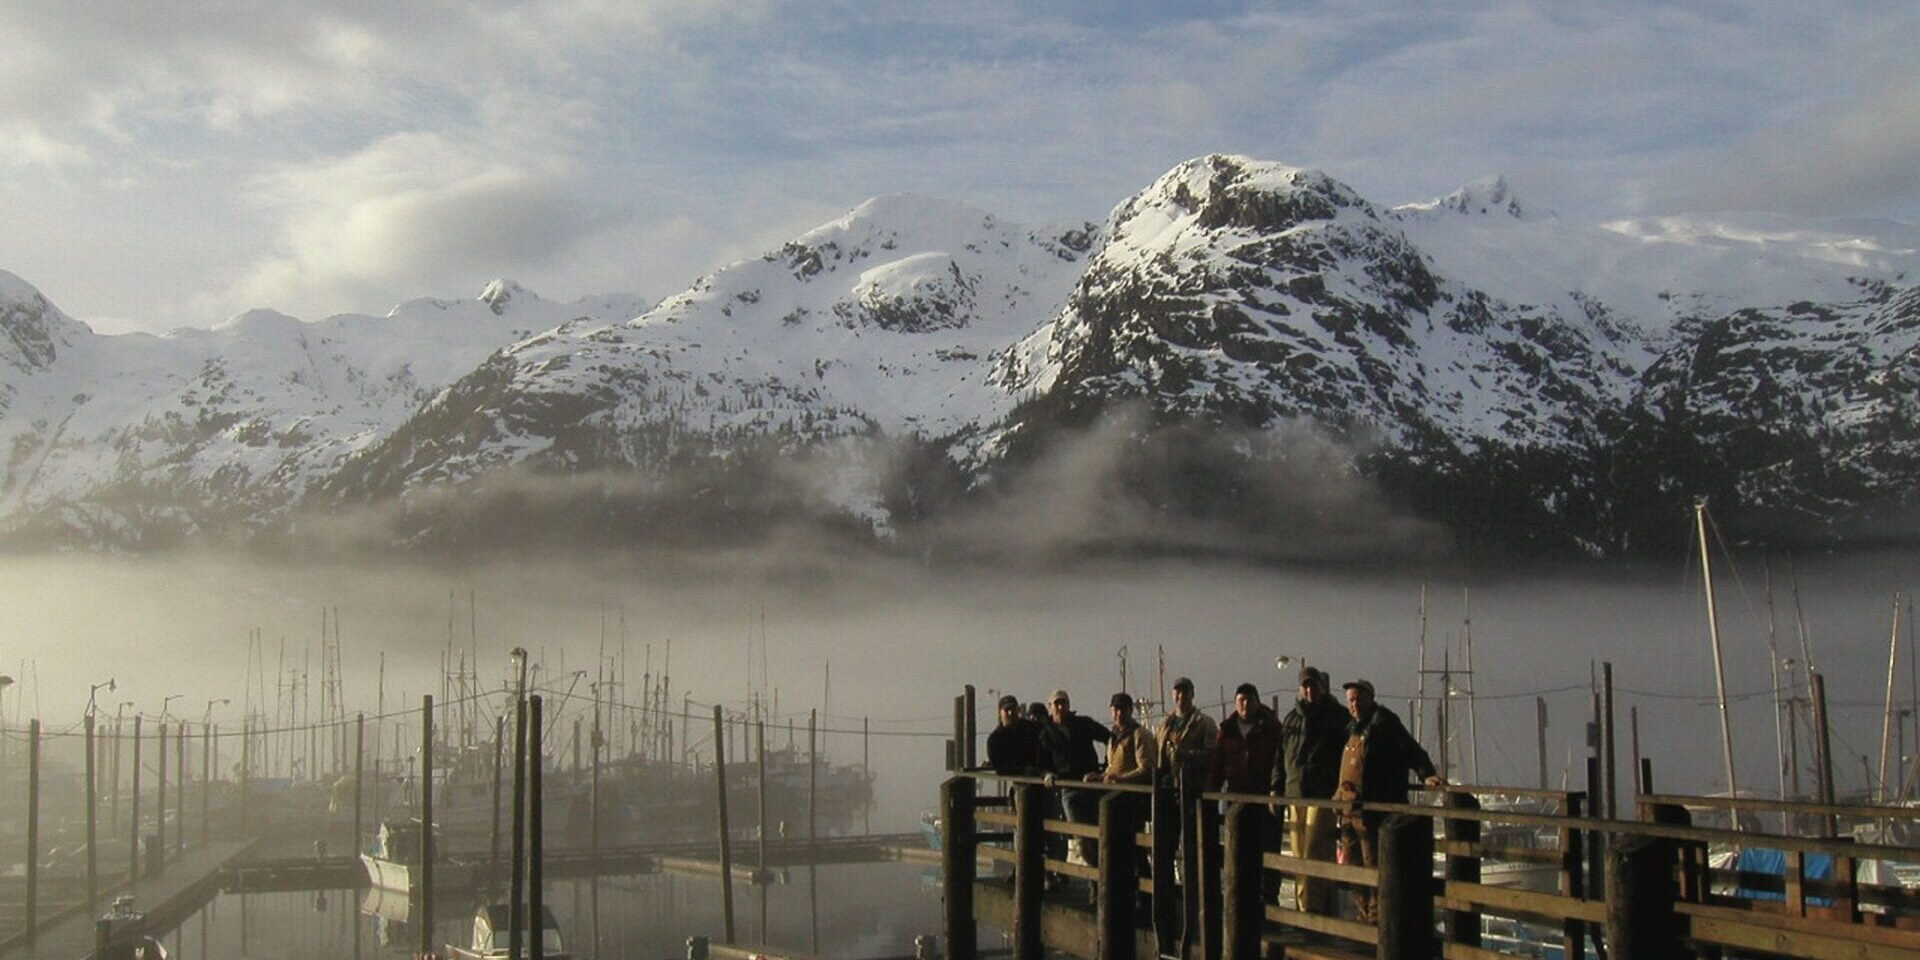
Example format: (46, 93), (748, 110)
(1335, 677), (1443, 922)
(1273, 665), (1347, 915)
(1036, 689), (1111, 870)
(987, 694), (1039, 776)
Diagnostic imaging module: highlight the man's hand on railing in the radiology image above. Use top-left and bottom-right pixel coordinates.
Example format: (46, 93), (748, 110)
(1423, 774), (1446, 790)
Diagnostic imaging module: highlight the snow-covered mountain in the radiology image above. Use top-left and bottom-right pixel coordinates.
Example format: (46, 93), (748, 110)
(6, 154), (1919, 555)
(0, 272), (645, 547)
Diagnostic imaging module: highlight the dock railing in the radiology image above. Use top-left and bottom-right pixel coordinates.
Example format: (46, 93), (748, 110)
(941, 771), (1920, 960)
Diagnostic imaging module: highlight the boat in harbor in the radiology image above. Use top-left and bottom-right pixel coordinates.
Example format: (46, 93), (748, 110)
(360, 819), (482, 893)
(446, 903), (573, 959)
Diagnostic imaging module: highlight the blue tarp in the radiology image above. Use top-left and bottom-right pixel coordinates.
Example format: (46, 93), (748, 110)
(1736, 847), (1834, 905)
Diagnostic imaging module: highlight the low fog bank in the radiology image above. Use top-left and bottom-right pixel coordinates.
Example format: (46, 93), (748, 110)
(2, 547), (1918, 824)
(267, 407), (1457, 567)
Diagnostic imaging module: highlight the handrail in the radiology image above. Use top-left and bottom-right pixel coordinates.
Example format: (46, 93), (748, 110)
(1639, 792), (1920, 821)
(959, 770), (1155, 794)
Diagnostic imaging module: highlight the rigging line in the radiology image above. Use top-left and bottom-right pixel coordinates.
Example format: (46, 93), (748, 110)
(8, 688), (507, 740)
(1706, 507), (1772, 641)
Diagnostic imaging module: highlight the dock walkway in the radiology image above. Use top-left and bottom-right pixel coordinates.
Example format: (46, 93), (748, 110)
(0, 840), (252, 960)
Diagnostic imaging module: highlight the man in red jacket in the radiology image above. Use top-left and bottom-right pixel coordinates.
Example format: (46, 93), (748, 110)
(1209, 682), (1281, 794)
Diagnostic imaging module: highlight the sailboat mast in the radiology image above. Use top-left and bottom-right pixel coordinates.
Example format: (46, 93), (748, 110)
(1765, 558), (1788, 828)
(1879, 594), (1901, 802)
(1414, 582), (1429, 743)
(1695, 499), (1740, 806)
(1464, 587), (1479, 784)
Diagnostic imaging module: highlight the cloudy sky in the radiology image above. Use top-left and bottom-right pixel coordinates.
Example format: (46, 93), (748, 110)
(3, 0), (1916, 333)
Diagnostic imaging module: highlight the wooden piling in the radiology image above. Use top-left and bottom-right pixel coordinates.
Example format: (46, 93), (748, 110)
(952, 696), (965, 772)
(511, 696), (528, 957)
(112, 717), (122, 840)
(202, 723), (213, 843)
(942, 776), (978, 960)
(1606, 834), (1679, 958)
(592, 697), (602, 956)
(130, 714), (142, 880)
(421, 694), (436, 960)
(1444, 791), (1481, 947)
(86, 713), (98, 909)
(1603, 662), (1618, 819)
(531, 695), (545, 960)
(1099, 790), (1140, 960)
(491, 714), (505, 890)
(1811, 673), (1839, 836)
(963, 684), (978, 769)
(757, 720), (768, 945)
(1220, 802), (1261, 960)
(26, 718), (40, 938)
(156, 719), (168, 873)
(354, 714), (365, 861)
(1196, 797), (1223, 960)
(1150, 779), (1178, 959)
(1375, 814), (1435, 960)
(808, 708), (819, 954)
(713, 704), (737, 944)
(1012, 782), (1045, 960)
(176, 721), (186, 854)
(1559, 793), (1586, 960)
(1536, 696), (1549, 790)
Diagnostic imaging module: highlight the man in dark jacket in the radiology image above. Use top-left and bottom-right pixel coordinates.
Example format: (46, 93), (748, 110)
(986, 694), (1039, 775)
(1271, 665), (1347, 915)
(1036, 689), (1110, 867)
(1336, 678), (1443, 921)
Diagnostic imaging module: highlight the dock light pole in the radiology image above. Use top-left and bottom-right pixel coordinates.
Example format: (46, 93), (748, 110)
(160, 693), (183, 721)
(202, 698), (229, 727)
(88, 679), (116, 717)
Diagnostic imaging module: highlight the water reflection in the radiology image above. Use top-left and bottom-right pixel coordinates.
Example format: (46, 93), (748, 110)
(170, 861), (943, 959)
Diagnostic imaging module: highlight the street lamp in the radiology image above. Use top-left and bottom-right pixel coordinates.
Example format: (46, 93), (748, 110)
(88, 678), (117, 717)
(160, 694), (184, 720)
(203, 698), (231, 726)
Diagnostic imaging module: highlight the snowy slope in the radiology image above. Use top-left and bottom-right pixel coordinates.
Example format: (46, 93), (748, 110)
(0, 273), (645, 544)
(320, 195), (1097, 506)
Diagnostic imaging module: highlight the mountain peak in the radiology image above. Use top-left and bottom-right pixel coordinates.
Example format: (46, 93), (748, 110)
(479, 278), (535, 314)
(1399, 175), (1542, 221)
(1111, 154), (1373, 241)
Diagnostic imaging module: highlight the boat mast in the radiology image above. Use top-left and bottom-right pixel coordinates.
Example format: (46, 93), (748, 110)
(1695, 499), (1740, 809)
(1414, 582), (1429, 743)
(1879, 593), (1901, 802)
(1463, 587), (1479, 784)
(1765, 558), (1788, 829)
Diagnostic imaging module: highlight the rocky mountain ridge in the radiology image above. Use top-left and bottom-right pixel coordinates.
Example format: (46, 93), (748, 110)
(4, 154), (1918, 557)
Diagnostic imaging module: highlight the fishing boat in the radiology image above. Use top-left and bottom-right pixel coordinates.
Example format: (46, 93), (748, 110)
(446, 903), (573, 959)
(360, 819), (482, 893)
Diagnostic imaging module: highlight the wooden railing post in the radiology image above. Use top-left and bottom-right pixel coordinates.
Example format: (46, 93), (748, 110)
(1444, 791), (1481, 948)
(1376, 813), (1434, 960)
(1196, 797), (1224, 960)
(943, 776), (978, 960)
(1150, 778), (1178, 958)
(1098, 790), (1139, 960)
(1606, 834), (1679, 959)
(1646, 802), (1701, 902)
(1013, 782), (1046, 960)
(1220, 802), (1264, 960)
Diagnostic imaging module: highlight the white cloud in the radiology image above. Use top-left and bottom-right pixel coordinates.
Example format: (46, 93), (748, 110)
(210, 131), (611, 317)
(3, 0), (1919, 331)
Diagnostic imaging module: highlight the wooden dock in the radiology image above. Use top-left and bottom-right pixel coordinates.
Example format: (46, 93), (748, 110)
(939, 772), (1920, 960)
(0, 839), (253, 960)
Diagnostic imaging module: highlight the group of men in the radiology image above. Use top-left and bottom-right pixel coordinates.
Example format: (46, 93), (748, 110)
(985, 665), (1443, 921)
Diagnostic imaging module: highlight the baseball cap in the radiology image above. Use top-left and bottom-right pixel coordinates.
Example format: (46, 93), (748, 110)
(997, 694), (1020, 710)
(1342, 678), (1376, 698)
(1048, 689), (1070, 705)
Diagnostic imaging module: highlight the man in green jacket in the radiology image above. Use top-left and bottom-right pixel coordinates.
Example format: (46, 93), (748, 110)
(1270, 665), (1347, 915)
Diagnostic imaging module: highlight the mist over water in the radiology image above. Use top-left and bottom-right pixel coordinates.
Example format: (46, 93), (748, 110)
(3, 546), (1919, 825)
